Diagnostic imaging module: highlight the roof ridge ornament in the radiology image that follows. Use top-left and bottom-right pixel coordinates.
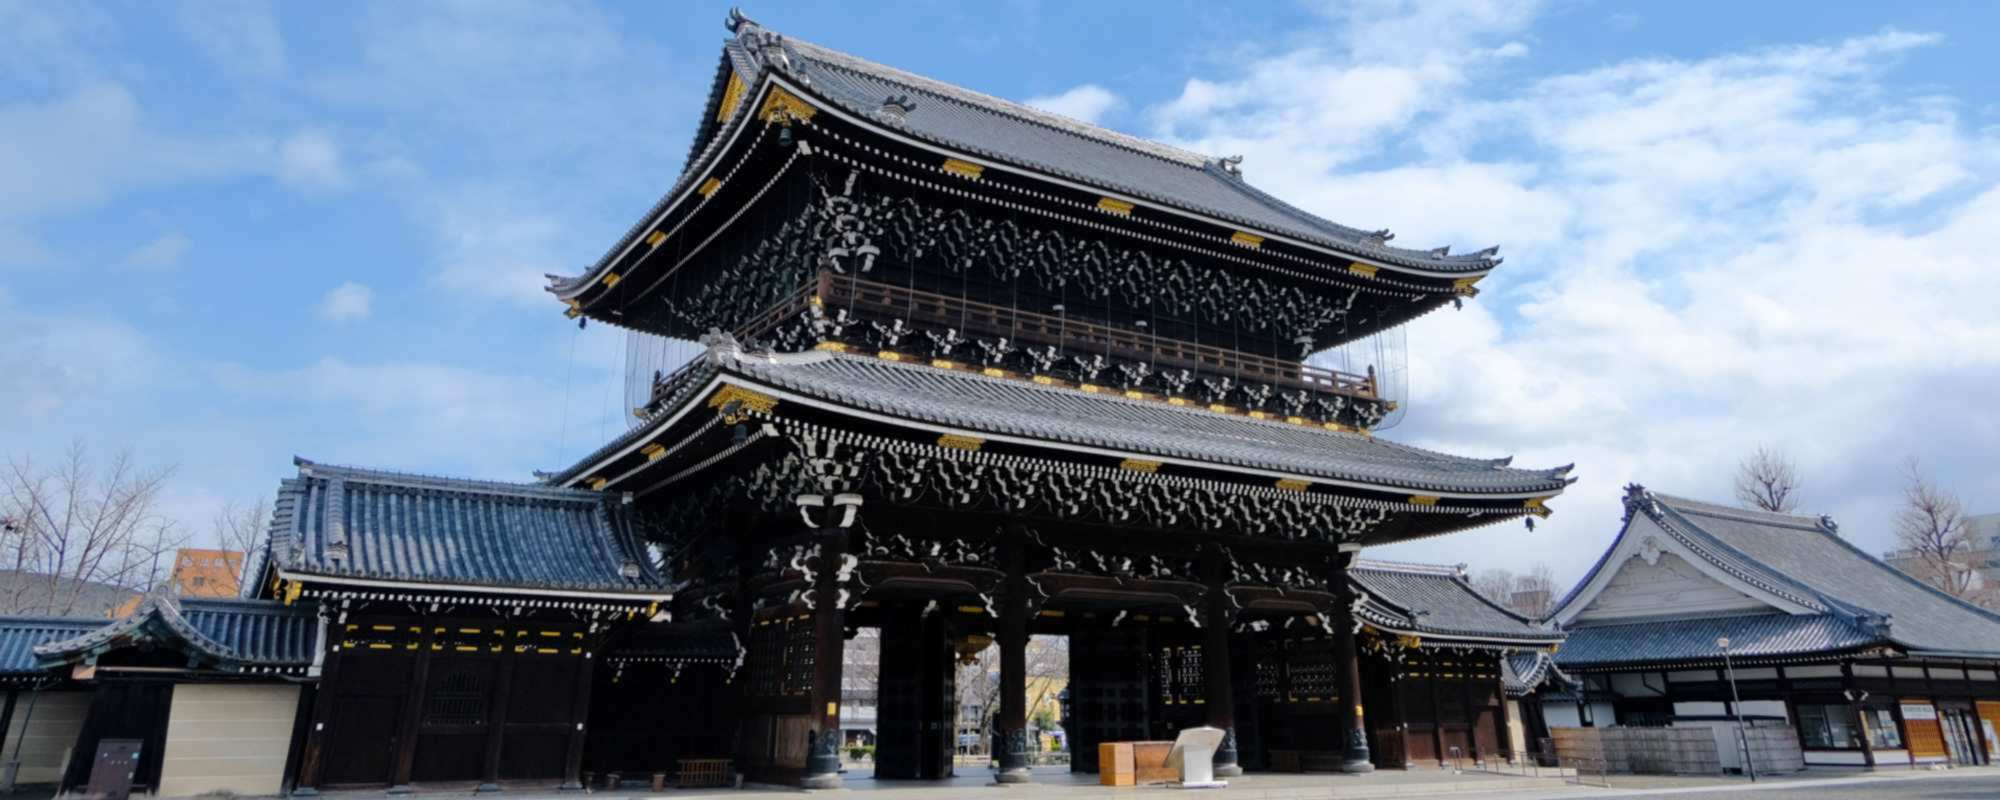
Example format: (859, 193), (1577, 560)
(753, 31), (793, 74)
(1621, 482), (1657, 523)
(725, 7), (756, 34)
(699, 328), (746, 364)
(1818, 514), (1839, 535)
(1215, 154), (1243, 176)
(876, 94), (916, 127)
(1367, 229), (1394, 246)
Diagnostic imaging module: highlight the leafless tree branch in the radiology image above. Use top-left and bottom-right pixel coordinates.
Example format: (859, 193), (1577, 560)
(1735, 445), (1801, 513)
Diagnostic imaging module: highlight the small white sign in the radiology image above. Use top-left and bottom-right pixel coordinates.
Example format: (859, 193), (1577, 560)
(1902, 702), (1937, 721)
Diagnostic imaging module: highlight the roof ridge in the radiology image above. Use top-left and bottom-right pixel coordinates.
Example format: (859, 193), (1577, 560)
(294, 457), (605, 500)
(773, 36), (1214, 170)
(1353, 558), (1465, 577)
(1653, 493), (1826, 531)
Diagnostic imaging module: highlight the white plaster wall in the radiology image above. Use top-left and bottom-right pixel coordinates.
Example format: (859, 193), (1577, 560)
(1574, 550), (1769, 623)
(156, 684), (301, 798)
(1542, 702), (1582, 729)
(1, 689), (92, 785)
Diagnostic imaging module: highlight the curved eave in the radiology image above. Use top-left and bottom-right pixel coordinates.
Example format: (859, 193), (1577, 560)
(563, 367), (1568, 509)
(278, 569), (672, 605)
(550, 70), (1503, 317)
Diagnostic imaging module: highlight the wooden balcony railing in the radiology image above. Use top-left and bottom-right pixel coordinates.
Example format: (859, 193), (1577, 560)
(738, 272), (1377, 399)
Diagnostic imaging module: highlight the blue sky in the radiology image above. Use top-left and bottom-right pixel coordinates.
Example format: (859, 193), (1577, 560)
(4, 1), (1997, 585)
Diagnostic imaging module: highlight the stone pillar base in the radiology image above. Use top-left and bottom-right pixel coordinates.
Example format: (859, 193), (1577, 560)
(801, 773), (843, 790)
(995, 767), (1033, 784)
(1341, 759), (1376, 774)
(1214, 763), (1244, 778)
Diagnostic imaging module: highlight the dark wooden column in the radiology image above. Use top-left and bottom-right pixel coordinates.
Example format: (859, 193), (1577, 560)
(1202, 553), (1241, 777)
(994, 526), (1032, 784)
(560, 631), (600, 791)
(293, 606), (344, 795)
(478, 645), (519, 792)
(388, 617), (436, 794)
(800, 494), (856, 790)
(1333, 555), (1374, 773)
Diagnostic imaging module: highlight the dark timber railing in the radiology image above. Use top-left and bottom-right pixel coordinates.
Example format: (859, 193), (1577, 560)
(738, 272), (1377, 399)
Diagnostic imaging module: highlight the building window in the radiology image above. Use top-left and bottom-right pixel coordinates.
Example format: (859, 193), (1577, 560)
(1863, 707), (1903, 749)
(1797, 704), (1860, 749)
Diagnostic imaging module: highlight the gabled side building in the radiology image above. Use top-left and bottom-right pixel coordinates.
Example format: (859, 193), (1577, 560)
(1545, 485), (2000, 769)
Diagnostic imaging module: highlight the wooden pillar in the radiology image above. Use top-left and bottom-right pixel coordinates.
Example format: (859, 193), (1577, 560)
(1388, 674), (1411, 768)
(1428, 659), (1446, 767)
(1333, 556), (1374, 773)
(994, 526), (1032, 784)
(478, 646), (519, 792)
(293, 607), (345, 795)
(800, 495), (855, 790)
(1202, 555), (1241, 777)
(559, 630), (599, 791)
(389, 617), (437, 794)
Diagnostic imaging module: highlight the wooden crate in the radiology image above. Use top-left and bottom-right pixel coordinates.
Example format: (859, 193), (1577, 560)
(1134, 741), (1176, 784)
(1099, 742), (1135, 786)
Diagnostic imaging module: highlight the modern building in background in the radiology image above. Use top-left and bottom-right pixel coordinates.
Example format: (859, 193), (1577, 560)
(1544, 486), (2000, 771)
(1882, 512), (2000, 597)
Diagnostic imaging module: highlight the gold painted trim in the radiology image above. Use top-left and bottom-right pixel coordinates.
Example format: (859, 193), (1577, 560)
(641, 443), (667, 462)
(814, 341), (849, 352)
(1348, 262), (1380, 278)
(601, 272), (622, 288)
(878, 350), (904, 362)
(1453, 275), (1483, 291)
(1123, 390), (1146, 400)
(1081, 384), (1104, 394)
(937, 433), (985, 451)
(587, 476), (609, 490)
(941, 158), (985, 179)
(1276, 479), (1310, 492)
(697, 177), (723, 197)
(1409, 495), (1440, 506)
(981, 367), (1007, 378)
(1119, 458), (1162, 473)
(1230, 231), (1265, 249)
(1097, 197), (1134, 216)
(707, 385), (779, 419)
(1031, 375), (1058, 385)
(1167, 397), (1190, 406)
(717, 73), (747, 122)
(758, 86), (817, 123)
(930, 359), (957, 369)
(645, 230), (667, 248)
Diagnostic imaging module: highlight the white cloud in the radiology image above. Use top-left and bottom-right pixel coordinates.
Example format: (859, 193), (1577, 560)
(316, 281), (374, 322)
(277, 129), (347, 190)
(1152, 7), (2000, 583)
(121, 232), (190, 270)
(177, 0), (286, 79)
(1024, 84), (1123, 124)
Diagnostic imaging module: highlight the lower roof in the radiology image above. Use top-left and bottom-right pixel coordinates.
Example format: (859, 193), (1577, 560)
(1556, 612), (1882, 669)
(1352, 559), (1563, 646)
(34, 596), (318, 673)
(266, 459), (669, 601)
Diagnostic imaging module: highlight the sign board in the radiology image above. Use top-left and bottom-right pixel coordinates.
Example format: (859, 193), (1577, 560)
(1902, 702), (1937, 721)
(84, 738), (143, 800)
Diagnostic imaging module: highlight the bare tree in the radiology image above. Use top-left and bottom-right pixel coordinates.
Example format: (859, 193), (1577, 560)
(1735, 445), (1802, 513)
(1471, 563), (1557, 618)
(0, 443), (188, 616)
(959, 635), (1068, 756)
(211, 497), (268, 589)
(1896, 458), (1974, 599)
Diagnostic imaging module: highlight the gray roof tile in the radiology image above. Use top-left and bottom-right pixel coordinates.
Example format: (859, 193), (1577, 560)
(1352, 559), (1562, 643)
(1557, 613), (1880, 668)
(33, 596), (317, 671)
(272, 459), (668, 596)
(726, 349), (1569, 495)
(0, 616), (104, 677)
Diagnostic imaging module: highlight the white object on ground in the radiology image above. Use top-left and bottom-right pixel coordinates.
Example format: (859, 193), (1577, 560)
(1168, 726), (1228, 789)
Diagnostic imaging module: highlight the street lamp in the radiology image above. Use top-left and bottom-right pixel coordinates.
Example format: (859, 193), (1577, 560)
(1717, 637), (1757, 782)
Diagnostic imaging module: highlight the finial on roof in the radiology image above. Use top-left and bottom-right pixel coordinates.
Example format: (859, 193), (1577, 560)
(1430, 246), (1450, 257)
(1453, 563), (1468, 578)
(1621, 483), (1656, 522)
(725, 7), (756, 33)
(753, 31), (792, 73)
(1818, 514), (1840, 535)
(1366, 229), (1394, 246)
(1473, 245), (1501, 258)
(1215, 154), (1244, 176)
(699, 328), (744, 364)
(876, 95), (916, 127)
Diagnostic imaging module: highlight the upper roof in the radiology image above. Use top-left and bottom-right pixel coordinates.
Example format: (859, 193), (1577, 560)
(0, 616), (106, 679)
(1551, 486), (2000, 667)
(266, 459), (669, 600)
(34, 596), (318, 674)
(567, 10), (1501, 295)
(1351, 559), (1563, 646)
(560, 340), (1572, 500)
